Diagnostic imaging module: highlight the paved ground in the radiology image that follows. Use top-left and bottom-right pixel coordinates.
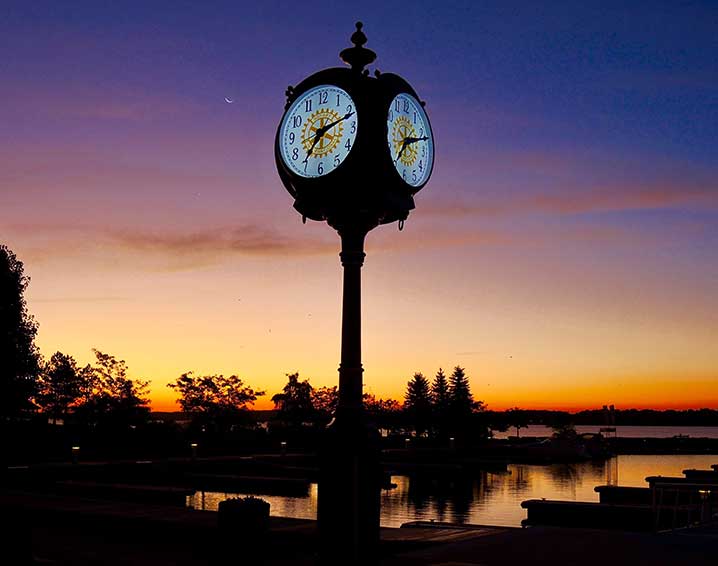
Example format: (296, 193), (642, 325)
(26, 523), (718, 566)
(3, 490), (717, 566)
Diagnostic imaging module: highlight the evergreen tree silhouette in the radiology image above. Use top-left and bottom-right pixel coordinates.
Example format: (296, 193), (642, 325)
(431, 368), (451, 437)
(404, 372), (432, 436)
(448, 366), (473, 434)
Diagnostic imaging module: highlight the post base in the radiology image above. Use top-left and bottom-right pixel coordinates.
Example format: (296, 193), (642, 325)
(317, 412), (381, 565)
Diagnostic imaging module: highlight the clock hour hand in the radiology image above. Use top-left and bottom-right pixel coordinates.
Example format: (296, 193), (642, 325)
(395, 139), (410, 163)
(303, 133), (323, 163)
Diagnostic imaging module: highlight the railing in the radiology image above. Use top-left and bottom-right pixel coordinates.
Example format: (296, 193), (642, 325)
(649, 479), (717, 531)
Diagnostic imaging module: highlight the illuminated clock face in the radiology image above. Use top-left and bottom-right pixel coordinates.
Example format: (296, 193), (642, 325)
(387, 93), (434, 188)
(279, 85), (358, 178)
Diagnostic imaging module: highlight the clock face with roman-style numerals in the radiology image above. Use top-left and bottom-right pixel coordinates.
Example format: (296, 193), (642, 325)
(387, 92), (434, 188)
(279, 84), (358, 178)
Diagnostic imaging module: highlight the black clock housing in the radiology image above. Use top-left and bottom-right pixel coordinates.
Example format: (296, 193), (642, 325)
(275, 39), (433, 229)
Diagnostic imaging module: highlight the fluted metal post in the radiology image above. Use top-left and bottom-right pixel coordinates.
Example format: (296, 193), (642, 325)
(317, 225), (380, 565)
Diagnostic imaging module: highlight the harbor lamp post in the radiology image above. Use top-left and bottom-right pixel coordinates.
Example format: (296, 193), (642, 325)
(275, 22), (435, 564)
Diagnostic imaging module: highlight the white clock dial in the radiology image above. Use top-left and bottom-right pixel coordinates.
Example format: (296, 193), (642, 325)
(279, 85), (358, 178)
(387, 93), (434, 188)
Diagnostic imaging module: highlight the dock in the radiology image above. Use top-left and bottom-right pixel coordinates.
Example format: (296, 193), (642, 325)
(522, 463), (718, 532)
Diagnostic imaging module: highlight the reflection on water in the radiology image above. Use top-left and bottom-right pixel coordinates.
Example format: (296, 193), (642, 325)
(187, 454), (718, 527)
(187, 483), (319, 521)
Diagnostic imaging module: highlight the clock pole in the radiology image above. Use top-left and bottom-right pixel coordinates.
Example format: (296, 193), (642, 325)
(274, 21), (434, 566)
(337, 226), (366, 416)
(317, 218), (381, 565)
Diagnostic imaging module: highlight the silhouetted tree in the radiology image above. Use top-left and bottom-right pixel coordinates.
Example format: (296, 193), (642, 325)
(35, 352), (90, 423)
(364, 393), (402, 432)
(169, 371), (263, 430)
(449, 366), (473, 416)
(404, 372), (432, 436)
(0, 245), (40, 419)
(311, 385), (338, 424)
(431, 368), (451, 437)
(551, 419), (577, 440)
(77, 350), (150, 429)
(272, 372), (314, 427)
(447, 366), (474, 437)
(506, 407), (529, 438)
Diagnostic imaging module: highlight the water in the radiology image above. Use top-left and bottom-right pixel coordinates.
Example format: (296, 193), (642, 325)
(491, 425), (718, 439)
(186, 454), (718, 527)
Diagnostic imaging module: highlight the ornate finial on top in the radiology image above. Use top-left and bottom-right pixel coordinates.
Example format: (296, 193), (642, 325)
(340, 21), (376, 72)
(351, 22), (367, 46)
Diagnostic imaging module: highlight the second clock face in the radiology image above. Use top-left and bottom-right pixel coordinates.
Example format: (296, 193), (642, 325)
(387, 93), (434, 188)
(279, 84), (358, 178)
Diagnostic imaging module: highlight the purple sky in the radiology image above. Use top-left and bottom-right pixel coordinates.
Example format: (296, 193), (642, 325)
(2, 1), (717, 410)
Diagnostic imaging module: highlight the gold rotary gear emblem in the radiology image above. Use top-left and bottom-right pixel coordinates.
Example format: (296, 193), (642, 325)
(392, 116), (418, 166)
(301, 109), (344, 158)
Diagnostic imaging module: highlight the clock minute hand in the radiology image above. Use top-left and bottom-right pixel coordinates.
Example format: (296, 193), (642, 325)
(303, 110), (355, 162)
(395, 136), (429, 163)
(405, 136), (429, 145)
(319, 110), (354, 137)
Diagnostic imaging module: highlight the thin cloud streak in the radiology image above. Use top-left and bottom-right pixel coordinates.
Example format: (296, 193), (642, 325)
(420, 182), (718, 219)
(112, 226), (335, 257)
(31, 296), (130, 304)
(3, 222), (336, 270)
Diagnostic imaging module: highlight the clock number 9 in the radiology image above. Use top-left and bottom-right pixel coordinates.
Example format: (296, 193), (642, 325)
(289, 132), (295, 145)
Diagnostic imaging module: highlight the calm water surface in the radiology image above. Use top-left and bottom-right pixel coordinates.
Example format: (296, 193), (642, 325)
(187, 454), (718, 527)
(491, 425), (718, 439)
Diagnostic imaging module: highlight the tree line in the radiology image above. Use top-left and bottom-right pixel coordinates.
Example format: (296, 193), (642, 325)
(4, 242), (718, 443)
(2, 243), (487, 440)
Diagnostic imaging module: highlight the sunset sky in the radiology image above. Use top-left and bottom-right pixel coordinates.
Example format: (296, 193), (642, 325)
(2, 1), (717, 412)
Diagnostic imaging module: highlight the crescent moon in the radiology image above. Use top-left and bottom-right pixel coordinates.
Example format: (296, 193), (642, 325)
(224, 97), (234, 104)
